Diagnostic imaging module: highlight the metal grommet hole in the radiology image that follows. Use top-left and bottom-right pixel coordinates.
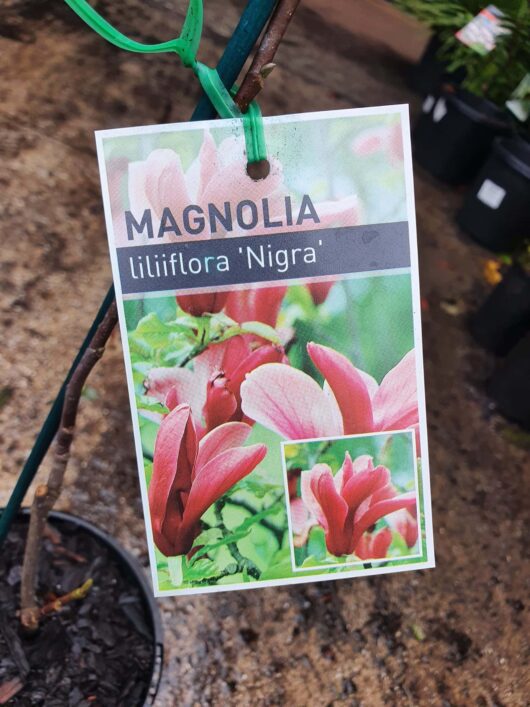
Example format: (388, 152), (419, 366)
(246, 159), (270, 180)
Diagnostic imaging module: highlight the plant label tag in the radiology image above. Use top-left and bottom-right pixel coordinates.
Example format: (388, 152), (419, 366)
(96, 106), (435, 597)
(477, 179), (506, 209)
(455, 5), (510, 55)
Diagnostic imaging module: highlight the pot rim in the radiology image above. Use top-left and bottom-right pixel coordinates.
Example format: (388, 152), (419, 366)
(13, 508), (164, 707)
(447, 89), (511, 130)
(493, 137), (530, 180)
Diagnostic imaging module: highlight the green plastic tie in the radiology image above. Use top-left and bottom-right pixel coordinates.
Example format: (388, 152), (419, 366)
(63, 0), (267, 163)
(64, 0), (202, 66)
(194, 63), (267, 163)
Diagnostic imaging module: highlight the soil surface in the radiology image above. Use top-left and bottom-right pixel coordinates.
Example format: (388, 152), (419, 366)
(0, 517), (155, 706)
(0, 1), (529, 705)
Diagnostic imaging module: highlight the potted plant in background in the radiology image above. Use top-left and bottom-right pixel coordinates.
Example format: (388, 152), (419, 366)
(457, 129), (530, 251)
(488, 329), (530, 429)
(396, 0), (480, 95)
(470, 246), (530, 355)
(404, 0), (530, 184)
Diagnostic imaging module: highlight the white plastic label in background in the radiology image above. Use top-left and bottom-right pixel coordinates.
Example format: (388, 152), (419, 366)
(433, 98), (447, 123)
(477, 179), (506, 209)
(423, 95), (435, 113)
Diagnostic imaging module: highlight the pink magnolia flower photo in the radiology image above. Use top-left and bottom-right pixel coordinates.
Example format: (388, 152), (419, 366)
(148, 403), (266, 557)
(299, 452), (416, 558)
(241, 342), (419, 446)
(147, 335), (286, 438)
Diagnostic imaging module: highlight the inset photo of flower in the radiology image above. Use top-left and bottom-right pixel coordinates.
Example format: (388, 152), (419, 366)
(283, 430), (420, 571)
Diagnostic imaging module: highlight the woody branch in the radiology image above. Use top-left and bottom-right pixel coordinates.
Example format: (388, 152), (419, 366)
(235, 0), (301, 112)
(20, 302), (118, 630)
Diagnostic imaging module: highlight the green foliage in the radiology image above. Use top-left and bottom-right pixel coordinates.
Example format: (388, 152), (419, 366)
(396, 0), (530, 106)
(282, 276), (414, 383)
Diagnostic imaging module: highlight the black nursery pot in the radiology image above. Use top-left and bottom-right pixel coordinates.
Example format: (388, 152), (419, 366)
(408, 35), (465, 96)
(470, 265), (530, 355)
(1, 510), (163, 706)
(488, 333), (530, 429)
(457, 137), (530, 251)
(413, 89), (511, 185)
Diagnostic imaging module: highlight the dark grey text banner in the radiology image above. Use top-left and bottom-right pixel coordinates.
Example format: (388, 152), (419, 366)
(117, 221), (410, 295)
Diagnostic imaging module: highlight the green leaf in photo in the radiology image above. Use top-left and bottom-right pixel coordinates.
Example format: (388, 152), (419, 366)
(240, 320), (281, 345)
(259, 549), (294, 580)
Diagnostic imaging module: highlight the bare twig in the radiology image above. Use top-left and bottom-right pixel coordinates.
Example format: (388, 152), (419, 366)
(39, 579), (93, 618)
(235, 0), (301, 112)
(20, 303), (118, 631)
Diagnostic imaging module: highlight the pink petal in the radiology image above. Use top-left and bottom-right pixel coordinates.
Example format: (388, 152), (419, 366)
(290, 498), (316, 547)
(203, 374), (237, 432)
(371, 527), (393, 558)
(148, 404), (197, 556)
(195, 421), (252, 471)
(197, 131), (220, 199)
(358, 370), (379, 402)
(351, 492), (417, 552)
(322, 382), (346, 435)
(128, 160), (155, 231)
(342, 465), (390, 512)
(228, 344), (285, 404)
(334, 451), (354, 494)
(241, 363), (342, 440)
(176, 291), (228, 316)
(352, 131), (385, 156)
(225, 285), (287, 329)
(356, 527), (393, 560)
(200, 149), (284, 222)
(313, 470), (350, 556)
(307, 280), (335, 306)
(182, 444), (267, 529)
(300, 465), (331, 530)
(389, 122), (404, 163)
(308, 343), (375, 434)
(352, 454), (375, 473)
(221, 335), (252, 376)
(145, 149), (191, 219)
(373, 350), (419, 431)
(387, 509), (419, 548)
(146, 367), (205, 427)
(353, 534), (370, 560)
(193, 340), (230, 387)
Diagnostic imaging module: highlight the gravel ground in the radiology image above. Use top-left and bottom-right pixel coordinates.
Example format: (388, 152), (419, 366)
(1, 1), (529, 705)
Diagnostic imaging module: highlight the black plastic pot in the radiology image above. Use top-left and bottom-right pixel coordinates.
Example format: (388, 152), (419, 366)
(11, 510), (164, 706)
(488, 333), (530, 429)
(457, 137), (530, 251)
(470, 266), (530, 355)
(408, 35), (465, 96)
(413, 89), (511, 185)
